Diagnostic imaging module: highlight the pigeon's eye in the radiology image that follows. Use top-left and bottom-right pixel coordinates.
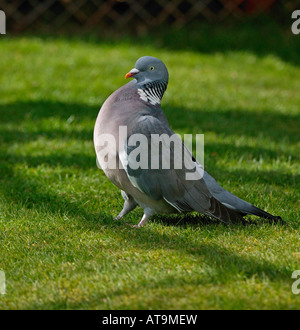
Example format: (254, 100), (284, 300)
(149, 66), (155, 71)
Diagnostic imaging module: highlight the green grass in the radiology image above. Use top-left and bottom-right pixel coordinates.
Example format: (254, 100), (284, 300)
(0, 21), (300, 309)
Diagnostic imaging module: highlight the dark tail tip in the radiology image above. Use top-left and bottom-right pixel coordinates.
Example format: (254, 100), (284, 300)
(251, 206), (285, 225)
(272, 215), (285, 225)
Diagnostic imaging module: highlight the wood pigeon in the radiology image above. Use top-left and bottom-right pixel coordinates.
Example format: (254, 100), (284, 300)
(94, 56), (282, 227)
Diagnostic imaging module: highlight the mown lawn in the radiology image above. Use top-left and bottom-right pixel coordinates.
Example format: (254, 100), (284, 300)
(0, 21), (299, 309)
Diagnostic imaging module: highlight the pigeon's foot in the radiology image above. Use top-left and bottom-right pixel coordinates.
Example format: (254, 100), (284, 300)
(136, 213), (151, 227)
(114, 192), (137, 221)
(113, 214), (123, 221)
(125, 213), (151, 228)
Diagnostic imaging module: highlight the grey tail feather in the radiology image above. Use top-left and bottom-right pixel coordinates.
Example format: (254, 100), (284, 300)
(207, 197), (246, 224)
(247, 205), (284, 224)
(207, 198), (284, 225)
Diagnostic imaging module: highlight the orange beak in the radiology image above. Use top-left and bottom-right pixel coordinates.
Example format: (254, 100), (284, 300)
(125, 68), (139, 79)
(125, 72), (134, 79)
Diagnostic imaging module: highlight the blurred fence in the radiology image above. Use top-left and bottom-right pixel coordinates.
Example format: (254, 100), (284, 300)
(1, 0), (299, 33)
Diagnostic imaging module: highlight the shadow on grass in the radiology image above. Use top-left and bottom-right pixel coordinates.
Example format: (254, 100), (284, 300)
(0, 100), (298, 185)
(29, 17), (300, 67)
(23, 217), (294, 309)
(0, 100), (299, 143)
(154, 19), (300, 67)
(0, 163), (112, 227)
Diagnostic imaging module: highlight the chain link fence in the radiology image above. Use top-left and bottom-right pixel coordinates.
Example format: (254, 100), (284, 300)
(1, 0), (299, 33)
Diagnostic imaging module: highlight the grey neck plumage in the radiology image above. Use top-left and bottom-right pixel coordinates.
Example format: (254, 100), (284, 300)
(136, 80), (168, 106)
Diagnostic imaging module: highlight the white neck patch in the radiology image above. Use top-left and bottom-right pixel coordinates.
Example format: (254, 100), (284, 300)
(136, 80), (167, 106)
(137, 88), (161, 106)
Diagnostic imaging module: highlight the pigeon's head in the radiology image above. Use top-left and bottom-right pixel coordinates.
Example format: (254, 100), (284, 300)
(125, 56), (169, 84)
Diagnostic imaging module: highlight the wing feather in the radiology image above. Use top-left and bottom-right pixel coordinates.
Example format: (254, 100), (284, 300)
(120, 115), (212, 213)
